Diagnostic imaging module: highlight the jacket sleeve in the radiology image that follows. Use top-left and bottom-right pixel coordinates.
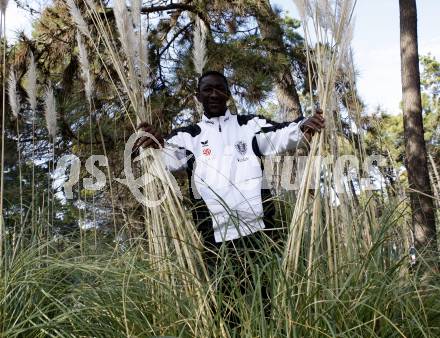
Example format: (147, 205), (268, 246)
(253, 116), (307, 156)
(161, 133), (192, 172)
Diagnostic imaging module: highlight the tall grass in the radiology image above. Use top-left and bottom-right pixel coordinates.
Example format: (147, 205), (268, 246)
(0, 0), (439, 337)
(0, 0), (8, 266)
(68, 0), (224, 335)
(0, 204), (439, 337)
(283, 0), (409, 279)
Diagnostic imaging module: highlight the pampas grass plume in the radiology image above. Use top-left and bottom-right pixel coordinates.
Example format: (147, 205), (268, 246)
(192, 16), (207, 75)
(44, 85), (58, 138)
(66, 0), (91, 38)
(76, 31), (93, 105)
(25, 52), (37, 112)
(114, 0), (136, 62)
(8, 70), (19, 119)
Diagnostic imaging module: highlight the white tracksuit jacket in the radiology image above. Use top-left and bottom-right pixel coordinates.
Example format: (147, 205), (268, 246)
(162, 109), (306, 243)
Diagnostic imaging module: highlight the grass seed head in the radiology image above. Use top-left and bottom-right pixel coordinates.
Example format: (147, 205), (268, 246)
(192, 17), (207, 75)
(25, 52), (37, 112)
(44, 85), (58, 138)
(66, 0), (91, 38)
(76, 31), (93, 105)
(8, 69), (19, 119)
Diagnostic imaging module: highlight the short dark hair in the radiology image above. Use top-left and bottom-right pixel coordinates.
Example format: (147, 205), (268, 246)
(197, 70), (229, 92)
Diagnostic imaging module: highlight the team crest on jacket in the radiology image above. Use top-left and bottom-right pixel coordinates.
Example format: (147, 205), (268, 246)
(235, 140), (247, 155)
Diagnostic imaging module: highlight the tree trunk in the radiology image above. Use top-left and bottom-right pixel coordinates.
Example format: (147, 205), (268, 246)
(399, 0), (437, 255)
(253, 0), (302, 120)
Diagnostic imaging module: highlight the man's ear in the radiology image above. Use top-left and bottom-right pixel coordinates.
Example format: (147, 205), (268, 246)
(195, 92), (202, 102)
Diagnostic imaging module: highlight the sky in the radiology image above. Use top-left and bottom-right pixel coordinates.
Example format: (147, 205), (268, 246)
(5, 0), (440, 115)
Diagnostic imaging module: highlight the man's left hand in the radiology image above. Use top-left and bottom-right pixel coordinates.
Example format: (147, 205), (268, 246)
(300, 109), (325, 141)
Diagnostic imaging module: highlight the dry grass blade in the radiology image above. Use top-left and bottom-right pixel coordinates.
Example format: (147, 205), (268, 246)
(84, 0), (97, 11)
(132, 0), (141, 31)
(139, 31), (150, 89)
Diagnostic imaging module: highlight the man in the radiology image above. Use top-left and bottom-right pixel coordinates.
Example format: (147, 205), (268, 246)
(134, 70), (325, 328)
(134, 70), (325, 247)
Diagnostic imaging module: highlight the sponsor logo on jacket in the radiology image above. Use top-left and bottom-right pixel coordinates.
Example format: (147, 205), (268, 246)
(235, 140), (247, 155)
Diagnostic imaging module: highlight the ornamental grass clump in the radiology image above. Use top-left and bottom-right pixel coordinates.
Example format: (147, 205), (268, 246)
(279, 3), (412, 331)
(283, 0), (357, 283)
(67, 0), (225, 335)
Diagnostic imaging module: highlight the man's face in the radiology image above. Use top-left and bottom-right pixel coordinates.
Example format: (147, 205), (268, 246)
(196, 74), (230, 118)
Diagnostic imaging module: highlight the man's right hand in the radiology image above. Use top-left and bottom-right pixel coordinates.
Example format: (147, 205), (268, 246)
(131, 122), (164, 159)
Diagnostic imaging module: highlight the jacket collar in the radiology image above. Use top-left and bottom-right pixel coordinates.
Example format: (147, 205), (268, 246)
(202, 109), (232, 124)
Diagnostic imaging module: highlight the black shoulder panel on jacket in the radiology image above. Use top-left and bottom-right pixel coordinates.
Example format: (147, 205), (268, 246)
(236, 114), (257, 126)
(257, 114), (305, 126)
(256, 115), (305, 134)
(166, 124), (202, 140)
(258, 121), (290, 134)
(236, 114), (299, 127)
